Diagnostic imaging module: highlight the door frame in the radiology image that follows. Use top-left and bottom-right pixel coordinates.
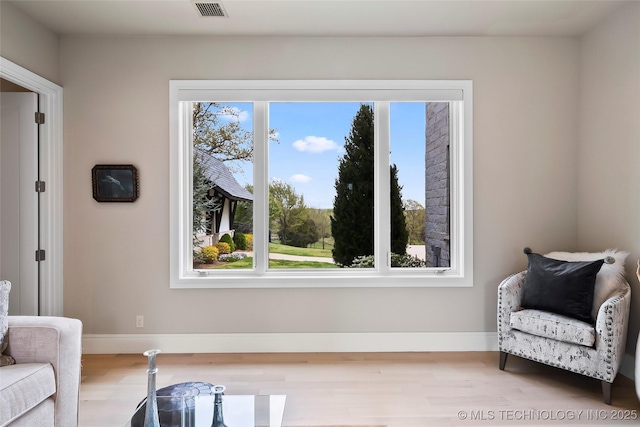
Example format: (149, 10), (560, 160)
(0, 57), (63, 316)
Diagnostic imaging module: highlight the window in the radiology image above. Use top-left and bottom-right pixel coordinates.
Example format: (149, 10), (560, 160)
(170, 80), (473, 288)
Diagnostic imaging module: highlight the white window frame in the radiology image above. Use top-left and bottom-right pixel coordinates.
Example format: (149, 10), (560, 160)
(170, 80), (473, 288)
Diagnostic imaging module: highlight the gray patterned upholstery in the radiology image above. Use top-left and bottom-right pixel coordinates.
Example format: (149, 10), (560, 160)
(510, 309), (596, 347)
(498, 270), (631, 403)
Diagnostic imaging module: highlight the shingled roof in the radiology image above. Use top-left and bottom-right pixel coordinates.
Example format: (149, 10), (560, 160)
(195, 148), (253, 202)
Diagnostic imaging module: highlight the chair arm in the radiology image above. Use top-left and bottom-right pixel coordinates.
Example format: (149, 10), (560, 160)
(5, 316), (83, 427)
(497, 271), (526, 335)
(594, 282), (631, 375)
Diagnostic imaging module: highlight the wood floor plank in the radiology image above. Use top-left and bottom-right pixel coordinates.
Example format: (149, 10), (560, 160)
(78, 352), (639, 427)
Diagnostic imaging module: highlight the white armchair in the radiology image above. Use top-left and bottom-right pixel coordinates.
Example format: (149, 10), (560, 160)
(497, 249), (631, 405)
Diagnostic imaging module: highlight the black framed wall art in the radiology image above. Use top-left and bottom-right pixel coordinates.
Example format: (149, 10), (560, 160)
(92, 164), (139, 202)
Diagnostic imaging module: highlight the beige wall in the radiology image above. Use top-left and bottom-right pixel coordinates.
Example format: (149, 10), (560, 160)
(2, 0), (636, 360)
(60, 36), (580, 335)
(0, 1), (60, 84)
(578, 2), (640, 356)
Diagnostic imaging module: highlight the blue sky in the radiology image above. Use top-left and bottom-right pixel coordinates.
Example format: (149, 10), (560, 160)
(223, 102), (427, 209)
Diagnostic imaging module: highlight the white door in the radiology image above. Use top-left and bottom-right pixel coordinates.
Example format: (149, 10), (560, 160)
(1, 92), (39, 315)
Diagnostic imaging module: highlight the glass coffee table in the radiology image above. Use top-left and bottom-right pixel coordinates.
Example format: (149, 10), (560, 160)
(124, 394), (286, 427)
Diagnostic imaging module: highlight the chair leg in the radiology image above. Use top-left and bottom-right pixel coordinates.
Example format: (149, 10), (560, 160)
(601, 381), (612, 405)
(499, 351), (508, 370)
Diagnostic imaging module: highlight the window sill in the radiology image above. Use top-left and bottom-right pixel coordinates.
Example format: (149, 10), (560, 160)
(170, 270), (472, 289)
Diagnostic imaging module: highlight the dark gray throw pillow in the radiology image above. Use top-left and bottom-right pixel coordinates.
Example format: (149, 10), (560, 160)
(521, 253), (604, 323)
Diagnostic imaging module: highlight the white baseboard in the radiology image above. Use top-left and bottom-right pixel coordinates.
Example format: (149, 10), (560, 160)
(82, 331), (499, 354)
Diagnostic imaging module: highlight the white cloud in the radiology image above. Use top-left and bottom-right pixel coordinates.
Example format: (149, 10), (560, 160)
(292, 136), (339, 153)
(290, 174), (312, 183)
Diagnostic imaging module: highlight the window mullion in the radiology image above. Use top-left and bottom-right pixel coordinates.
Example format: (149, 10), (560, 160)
(376, 102), (391, 272)
(253, 101), (269, 273)
(449, 101), (461, 273)
(182, 101), (195, 277)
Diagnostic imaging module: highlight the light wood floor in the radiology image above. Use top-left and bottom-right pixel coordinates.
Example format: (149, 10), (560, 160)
(79, 352), (639, 427)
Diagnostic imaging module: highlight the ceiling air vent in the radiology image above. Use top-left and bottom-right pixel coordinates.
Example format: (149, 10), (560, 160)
(192, 2), (228, 17)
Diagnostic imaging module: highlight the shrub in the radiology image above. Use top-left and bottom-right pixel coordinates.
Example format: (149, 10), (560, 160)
(193, 250), (206, 264)
(215, 242), (231, 255)
(391, 253), (426, 268)
(219, 252), (248, 263)
(233, 232), (247, 250)
(219, 233), (236, 252)
(344, 253), (426, 268)
(346, 255), (375, 268)
(245, 234), (253, 250)
(201, 246), (219, 263)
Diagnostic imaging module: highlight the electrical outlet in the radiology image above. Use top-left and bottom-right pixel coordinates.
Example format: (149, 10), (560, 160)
(136, 315), (144, 328)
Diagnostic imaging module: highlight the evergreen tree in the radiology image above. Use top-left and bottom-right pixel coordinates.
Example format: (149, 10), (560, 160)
(331, 104), (409, 266)
(390, 164), (408, 255)
(331, 104), (375, 266)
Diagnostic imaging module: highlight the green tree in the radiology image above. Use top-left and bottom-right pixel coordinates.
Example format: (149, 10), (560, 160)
(308, 208), (332, 249)
(390, 165), (408, 255)
(287, 217), (320, 248)
(234, 184), (253, 234)
(270, 180), (307, 246)
(331, 104), (375, 266)
(331, 104), (409, 266)
(404, 199), (426, 245)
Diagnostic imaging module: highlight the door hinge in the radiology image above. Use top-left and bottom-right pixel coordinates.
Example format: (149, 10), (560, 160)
(35, 112), (45, 124)
(35, 181), (46, 193)
(35, 249), (46, 262)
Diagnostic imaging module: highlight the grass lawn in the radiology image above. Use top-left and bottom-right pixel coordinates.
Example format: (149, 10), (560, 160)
(199, 242), (336, 269)
(268, 259), (337, 269)
(212, 257), (253, 269)
(268, 242), (332, 258)
(213, 257), (338, 269)
(307, 237), (335, 251)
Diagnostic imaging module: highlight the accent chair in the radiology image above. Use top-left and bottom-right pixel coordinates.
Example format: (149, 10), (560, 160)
(497, 249), (631, 405)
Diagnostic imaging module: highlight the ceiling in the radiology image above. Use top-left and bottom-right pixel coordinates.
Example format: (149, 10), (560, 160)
(6, 0), (628, 37)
